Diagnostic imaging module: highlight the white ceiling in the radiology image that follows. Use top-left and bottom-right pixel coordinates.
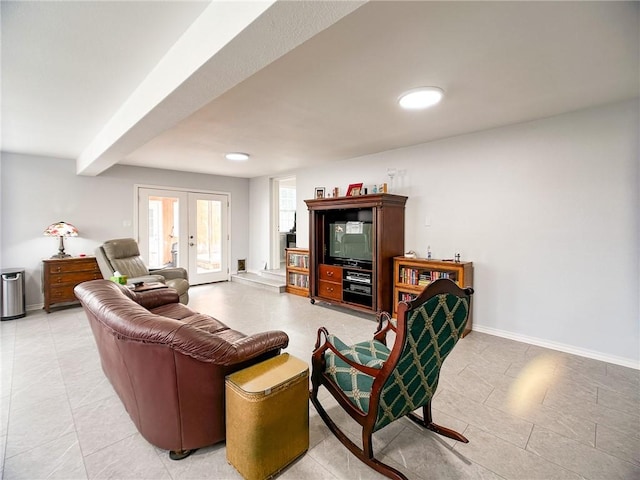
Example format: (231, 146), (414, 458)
(2, 1), (638, 179)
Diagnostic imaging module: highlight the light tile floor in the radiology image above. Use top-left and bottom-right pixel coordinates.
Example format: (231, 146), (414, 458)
(1, 281), (638, 479)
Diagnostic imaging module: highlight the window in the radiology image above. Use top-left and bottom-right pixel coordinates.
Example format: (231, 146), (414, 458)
(279, 186), (296, 232)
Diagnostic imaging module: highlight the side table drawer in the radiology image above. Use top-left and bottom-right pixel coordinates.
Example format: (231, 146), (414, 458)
(47, 259), (100, 274)
(319, 264), (341, 282)
(48, 285), (76, 303)
(48, 271), (102, 285)
(318, 280), (341, 301)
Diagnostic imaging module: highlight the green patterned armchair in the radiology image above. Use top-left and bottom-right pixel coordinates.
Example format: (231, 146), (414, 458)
(310, 278), (474, 480)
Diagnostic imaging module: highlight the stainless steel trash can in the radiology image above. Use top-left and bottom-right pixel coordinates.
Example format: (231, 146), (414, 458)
(1, 268), (26, 320)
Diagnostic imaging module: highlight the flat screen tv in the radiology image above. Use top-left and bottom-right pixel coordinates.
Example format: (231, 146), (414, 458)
(326, 209), (373, 269)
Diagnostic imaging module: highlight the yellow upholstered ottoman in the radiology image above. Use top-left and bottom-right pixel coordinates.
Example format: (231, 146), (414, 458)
(225, 354), (309, 480)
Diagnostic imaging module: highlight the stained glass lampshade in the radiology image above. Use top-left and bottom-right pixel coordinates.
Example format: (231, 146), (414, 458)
(43, 221), (78, 258)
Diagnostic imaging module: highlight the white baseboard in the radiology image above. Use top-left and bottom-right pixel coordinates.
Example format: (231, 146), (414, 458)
(472, 325), (639, 370)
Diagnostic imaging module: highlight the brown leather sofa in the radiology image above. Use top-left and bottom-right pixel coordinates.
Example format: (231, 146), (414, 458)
(74, 279), (289, 459)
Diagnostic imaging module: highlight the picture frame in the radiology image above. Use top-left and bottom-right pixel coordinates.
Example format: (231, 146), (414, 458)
(346, 183), (363, 196)
(315, 187), (326, 199)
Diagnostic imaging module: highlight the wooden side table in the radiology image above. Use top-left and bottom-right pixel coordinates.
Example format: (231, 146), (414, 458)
(42, 257), (102, 312)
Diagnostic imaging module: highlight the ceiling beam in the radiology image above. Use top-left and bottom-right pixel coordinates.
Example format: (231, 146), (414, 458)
(76, 0), (365, 176)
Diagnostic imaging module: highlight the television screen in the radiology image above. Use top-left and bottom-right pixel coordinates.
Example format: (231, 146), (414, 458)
(329, 221), (372, 262)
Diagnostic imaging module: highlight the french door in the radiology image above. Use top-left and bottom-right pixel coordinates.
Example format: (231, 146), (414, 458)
(137, 187), (229, 285)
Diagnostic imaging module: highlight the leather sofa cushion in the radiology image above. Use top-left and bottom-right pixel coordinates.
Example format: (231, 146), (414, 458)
(151, 302), (205, 320)
(151, 304), (232, 336)
(181, 314), (230, 335)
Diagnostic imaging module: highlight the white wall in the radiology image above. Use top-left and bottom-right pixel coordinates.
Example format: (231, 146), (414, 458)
(258, 100), (639, 366)
(248, 175), (271, 272)
(0, 153), (250, 308)
(4, 100), (636, 366)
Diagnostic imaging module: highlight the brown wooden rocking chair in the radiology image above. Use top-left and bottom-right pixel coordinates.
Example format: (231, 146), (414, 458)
(310, 278), (474, 480)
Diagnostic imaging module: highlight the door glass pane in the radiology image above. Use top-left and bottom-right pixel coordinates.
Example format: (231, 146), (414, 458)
(196, 199), (222, 273)
(147, 196), (180, 269)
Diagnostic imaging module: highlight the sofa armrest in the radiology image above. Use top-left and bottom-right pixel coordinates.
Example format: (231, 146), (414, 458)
(128, 288), (180, 310)
(150, 267), (188, 281)
(171, 328), (289, 365)
(222, 331), (290, 366)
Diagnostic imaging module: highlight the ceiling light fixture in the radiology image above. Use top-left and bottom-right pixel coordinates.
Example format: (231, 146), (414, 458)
(398, 87), (444, 110)
(225, 152), (250, 161)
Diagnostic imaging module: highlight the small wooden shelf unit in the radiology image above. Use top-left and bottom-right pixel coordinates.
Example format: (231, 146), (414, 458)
(393, 257), (474, 335)
(285, 248), (310, 297)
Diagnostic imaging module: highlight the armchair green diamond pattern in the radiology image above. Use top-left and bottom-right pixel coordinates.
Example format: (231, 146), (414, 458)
(310, 278), (474, 480)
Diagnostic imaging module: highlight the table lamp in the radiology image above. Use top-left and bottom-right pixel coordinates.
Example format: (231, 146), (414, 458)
(43, 221), (78, 258)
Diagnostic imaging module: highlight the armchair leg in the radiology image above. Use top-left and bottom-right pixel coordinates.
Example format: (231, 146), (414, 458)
(407, 402), (468, 443)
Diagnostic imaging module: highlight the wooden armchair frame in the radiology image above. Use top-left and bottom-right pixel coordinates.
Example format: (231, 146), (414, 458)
(310, 279), (473, 480)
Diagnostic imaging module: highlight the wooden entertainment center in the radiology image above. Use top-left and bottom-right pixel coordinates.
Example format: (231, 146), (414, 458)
(305, 193), (407, 314)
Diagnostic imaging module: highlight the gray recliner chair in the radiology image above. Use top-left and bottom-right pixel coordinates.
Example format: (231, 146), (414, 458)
(95, 238), (189, 304)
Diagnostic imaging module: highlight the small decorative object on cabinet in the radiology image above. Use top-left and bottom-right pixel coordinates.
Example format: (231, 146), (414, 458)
(393, 256), (474, 336)
(285, 248), (310, 297)
(346, 183), (363, 196)
(43, 221), (79, 258)
(42, 257), (102, 313)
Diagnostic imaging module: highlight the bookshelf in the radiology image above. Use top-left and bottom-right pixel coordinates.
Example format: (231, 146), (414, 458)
(393, 256), (473, 335)
(285, 248), (310, 297)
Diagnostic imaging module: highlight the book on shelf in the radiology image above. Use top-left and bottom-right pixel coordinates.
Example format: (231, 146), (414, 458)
(288, 273), (309, 288)
(399, 267), (422, 285)
(288, 253), (309, 269)
(398, 267), (458, 286)
(399, 292), (418, 302)
(431, 271), (456, 281)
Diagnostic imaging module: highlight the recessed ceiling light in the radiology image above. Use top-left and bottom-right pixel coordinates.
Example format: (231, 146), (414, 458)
(225, 152), (250, 161)
(398, 87), (444, 110)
